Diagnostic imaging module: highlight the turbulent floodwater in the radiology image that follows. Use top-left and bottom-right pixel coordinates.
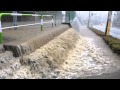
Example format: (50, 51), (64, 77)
(53, 36), (120, 79)
(0, 28), (120, 79)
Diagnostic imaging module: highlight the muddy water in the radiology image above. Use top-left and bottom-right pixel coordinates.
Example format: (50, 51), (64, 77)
(0, 51), (21, 79)
(3, 25), (70, 57)
(0, 28), (120, 79)
(19, 28), (80, 79)
(0, 28), (80, 79)
(52, 36), (120, 79)
(20, 26), (69, 56)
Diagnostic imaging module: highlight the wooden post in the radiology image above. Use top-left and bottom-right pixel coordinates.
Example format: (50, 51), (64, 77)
(52, 16), (54, 27)
(55, 14), (56, 26)
(105, 11), (112, 36)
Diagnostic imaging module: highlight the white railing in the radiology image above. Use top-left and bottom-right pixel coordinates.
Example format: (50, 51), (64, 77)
(0, 13), (54, 43)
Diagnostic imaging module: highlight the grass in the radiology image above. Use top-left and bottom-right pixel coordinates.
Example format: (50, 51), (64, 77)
(88, 27), (105, 36)
(111, 44), (120, 54)
(88, 26), (120, 55)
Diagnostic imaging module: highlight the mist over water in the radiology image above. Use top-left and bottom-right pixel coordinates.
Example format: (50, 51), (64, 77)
(71, 17), (82, 32)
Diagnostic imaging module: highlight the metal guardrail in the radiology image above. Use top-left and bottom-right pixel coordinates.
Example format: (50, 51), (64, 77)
(0, 13), (54, 44)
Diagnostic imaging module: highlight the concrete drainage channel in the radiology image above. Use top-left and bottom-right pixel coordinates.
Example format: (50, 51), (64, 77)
(3, 25), (69, 57)
(1, 25), (120, 79)
(0, 24), (77, 79)
(0, 14), (119, 79)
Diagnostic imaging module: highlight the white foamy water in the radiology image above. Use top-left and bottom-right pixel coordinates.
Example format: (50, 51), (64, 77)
(50, 36), (120, 79)
(0, 28), (120, 79)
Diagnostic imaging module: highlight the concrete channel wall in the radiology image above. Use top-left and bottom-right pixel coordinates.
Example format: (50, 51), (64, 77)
(3, 25), (70, 57)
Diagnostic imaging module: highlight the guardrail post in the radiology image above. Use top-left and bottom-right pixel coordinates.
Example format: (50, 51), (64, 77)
(41, 15), (43, 31)
(13, 11), (17, 30)
(55, 14), (56, 26)
(52, 16), (54, 27)
(61, 15), (62, 24)
(105, 11), (112, 36)
(0, 13), (53, 43)
(0, 14), (3, 44)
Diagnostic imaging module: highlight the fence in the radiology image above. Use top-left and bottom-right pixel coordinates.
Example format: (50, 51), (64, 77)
(0, 13), (54, 44)
(63, 11), (76, 23)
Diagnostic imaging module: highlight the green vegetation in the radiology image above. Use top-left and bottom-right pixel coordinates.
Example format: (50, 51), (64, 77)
(88, 26), (120, 55)
(88, 27), (105, 36)
(111, 44), (120, 54)
(0, 11), (13, 13)
(0, 33), (3, 44)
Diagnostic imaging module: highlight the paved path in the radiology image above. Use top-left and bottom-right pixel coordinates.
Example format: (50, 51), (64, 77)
(78, 26), (120, 79)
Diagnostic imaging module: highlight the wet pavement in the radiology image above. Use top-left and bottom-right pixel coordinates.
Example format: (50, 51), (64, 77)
(77, 26), (120, 79)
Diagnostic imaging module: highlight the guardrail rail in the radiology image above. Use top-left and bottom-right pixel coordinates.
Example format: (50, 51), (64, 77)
(0, 13), (54, 43)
